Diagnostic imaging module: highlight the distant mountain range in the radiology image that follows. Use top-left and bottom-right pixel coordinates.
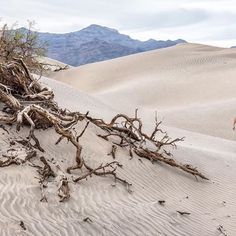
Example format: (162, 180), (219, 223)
(33, 24), (186, 66)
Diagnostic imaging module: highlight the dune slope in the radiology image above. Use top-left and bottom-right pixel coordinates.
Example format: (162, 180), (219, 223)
(53, 43), (236, 140)
(1, 44), (236, 235)
(0, 76), (235, 235)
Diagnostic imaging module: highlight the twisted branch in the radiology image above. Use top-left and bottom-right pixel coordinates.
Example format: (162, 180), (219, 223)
(0, 58), (208, 202)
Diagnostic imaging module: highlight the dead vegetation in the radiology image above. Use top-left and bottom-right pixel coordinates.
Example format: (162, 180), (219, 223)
(176, 211), (191, 216)
(0, 57), (208, 201)
(0, 22), (208, 202)
(217, 225), (228, 236)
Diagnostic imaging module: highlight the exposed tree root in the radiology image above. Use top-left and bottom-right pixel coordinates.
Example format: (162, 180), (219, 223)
(0, 58), (209, 202)
(87, 111), (208, 180)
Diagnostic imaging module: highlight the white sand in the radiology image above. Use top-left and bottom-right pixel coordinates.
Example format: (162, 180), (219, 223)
(1, 43), (236, 235)
(53, 43), (236, 140)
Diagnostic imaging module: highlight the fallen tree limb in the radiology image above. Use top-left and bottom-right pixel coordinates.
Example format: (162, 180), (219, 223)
(73, 161), (132, 193)
(0, 57), (208, 202)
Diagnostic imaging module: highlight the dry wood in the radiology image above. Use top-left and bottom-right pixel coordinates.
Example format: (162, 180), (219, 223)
(158, 200), (165, 206)
(38, 156), (55, 183)
(58, 176), (70, 202)
(73, 161), (132, 193)
(0, 57), (208, 202)
(35, 156), (55, 202)
(177, 211), (191, 216)
(19, 221), (26, 231)
(217, 225), (227, 236)
(108, 145), (117, 159)
(0, 154), (22, 167)
(87, 111), (207, 180)
(83, 217), (93, 223)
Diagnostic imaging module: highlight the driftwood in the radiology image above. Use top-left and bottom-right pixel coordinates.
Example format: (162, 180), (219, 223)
(0, 58), (208, 202)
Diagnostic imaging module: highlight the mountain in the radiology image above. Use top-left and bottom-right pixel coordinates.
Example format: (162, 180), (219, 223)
(35, 24), (186, 66)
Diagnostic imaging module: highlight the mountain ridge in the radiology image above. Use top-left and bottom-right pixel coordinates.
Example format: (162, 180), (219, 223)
(28, 24), (187, 66)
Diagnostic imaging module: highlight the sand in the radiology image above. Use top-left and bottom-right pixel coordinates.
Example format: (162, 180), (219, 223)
(1, 43), (236, 235)
(53, 43), (236, 140)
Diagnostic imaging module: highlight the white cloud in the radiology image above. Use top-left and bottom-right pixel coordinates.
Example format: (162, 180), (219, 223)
(0, 0), (235, 47)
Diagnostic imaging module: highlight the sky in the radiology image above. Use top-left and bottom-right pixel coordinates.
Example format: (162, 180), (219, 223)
(0, 0), (236, 47)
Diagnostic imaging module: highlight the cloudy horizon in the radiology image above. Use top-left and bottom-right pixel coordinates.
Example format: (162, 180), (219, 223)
(1, 0), (236, 47)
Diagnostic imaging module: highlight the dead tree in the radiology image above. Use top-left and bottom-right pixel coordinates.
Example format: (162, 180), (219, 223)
(0, 57), (208, 202)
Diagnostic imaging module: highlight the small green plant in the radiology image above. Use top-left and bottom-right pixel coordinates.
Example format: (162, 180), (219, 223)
(0, 21), (46, 72)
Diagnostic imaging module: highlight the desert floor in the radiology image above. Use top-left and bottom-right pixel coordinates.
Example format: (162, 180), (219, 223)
(1, 43), (236, 235)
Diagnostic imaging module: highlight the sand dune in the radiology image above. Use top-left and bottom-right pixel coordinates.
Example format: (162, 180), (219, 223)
(1, 79), (236, 236)
(53, 43), (236, 140)
(1, 43), (236, 235)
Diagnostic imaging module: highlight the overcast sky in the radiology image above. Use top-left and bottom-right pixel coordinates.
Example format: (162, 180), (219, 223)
(1, 0), (236, 47)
